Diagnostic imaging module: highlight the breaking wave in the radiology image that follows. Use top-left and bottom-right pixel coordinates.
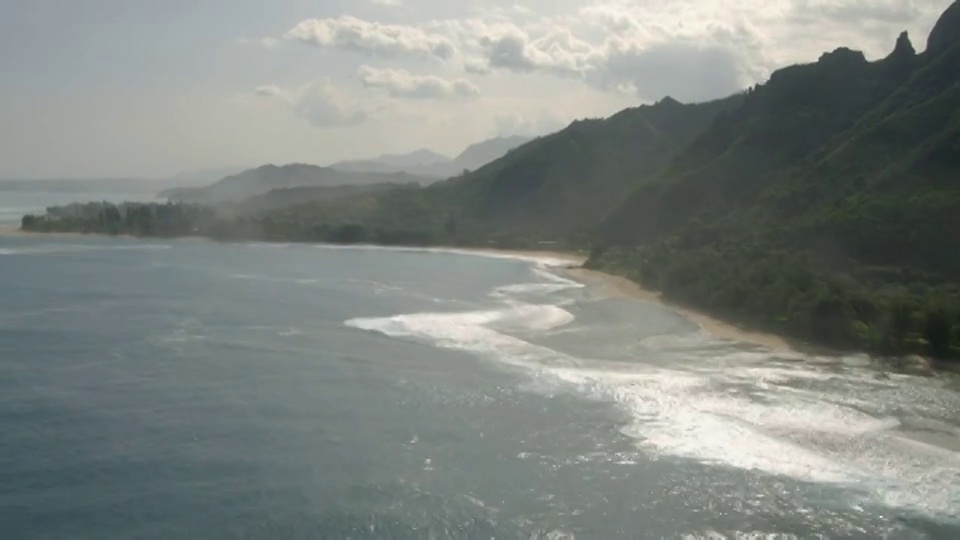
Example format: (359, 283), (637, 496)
(346, 254), (960, 520)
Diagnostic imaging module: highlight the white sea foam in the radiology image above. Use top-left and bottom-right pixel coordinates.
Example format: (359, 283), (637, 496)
(310, 242), (581, 268)
(346, 257), (960, 519)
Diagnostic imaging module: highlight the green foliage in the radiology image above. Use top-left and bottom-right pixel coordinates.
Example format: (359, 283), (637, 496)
(588, 23), (960, 361)
(21, 202), (217, 237)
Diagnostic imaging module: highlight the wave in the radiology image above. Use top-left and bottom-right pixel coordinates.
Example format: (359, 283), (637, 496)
(308, 242), (581, 268)
(345, 255), (960, 520)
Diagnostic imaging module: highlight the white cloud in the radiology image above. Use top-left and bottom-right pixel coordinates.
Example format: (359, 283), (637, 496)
(371, 0), (403, 6)
(282, 15), (455, 59)
(255, 80), (368, 128)
(494, 110), (566, 137)
(268, 0), (950, 103)
(358, 66), (480, 100)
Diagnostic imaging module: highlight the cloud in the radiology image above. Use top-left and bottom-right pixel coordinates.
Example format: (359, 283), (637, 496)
(476, 27), (601, 76)
(282, 15), (455, 59)
(266, 0), (952, 104)
(269, 6), (755, 101)
(371, 0), (403, 6)
(358, 66), (480, 100)
(255, 80), (368, 128)
(590, 43), (748, 103)
(494, 111), (566, 137)
(790, 0), (923, 24)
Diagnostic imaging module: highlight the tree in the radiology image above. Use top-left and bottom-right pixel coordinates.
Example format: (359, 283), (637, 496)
(923, 306), (953, 358)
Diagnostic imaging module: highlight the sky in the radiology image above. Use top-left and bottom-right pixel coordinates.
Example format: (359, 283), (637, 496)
(0, 0), (952, 179)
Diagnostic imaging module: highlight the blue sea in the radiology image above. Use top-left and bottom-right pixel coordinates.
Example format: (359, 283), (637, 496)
(2, 194), (960, 539)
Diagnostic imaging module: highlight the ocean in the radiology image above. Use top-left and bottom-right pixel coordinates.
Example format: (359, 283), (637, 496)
(1, 193), (959, 539)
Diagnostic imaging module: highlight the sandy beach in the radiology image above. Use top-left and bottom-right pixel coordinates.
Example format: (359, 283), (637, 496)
(565, 266), (792, 351)
(474, 246), (794, 351)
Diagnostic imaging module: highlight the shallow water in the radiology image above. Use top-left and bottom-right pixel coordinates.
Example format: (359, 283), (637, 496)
(1, 232), (959, 539)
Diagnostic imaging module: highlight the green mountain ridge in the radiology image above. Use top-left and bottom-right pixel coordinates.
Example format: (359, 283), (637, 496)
(589, 5), (960, 358)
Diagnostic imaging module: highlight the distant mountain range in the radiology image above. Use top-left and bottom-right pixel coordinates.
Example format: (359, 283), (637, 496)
(330, 135), (533, 178)
(159, 135), (534, 204)
(160, 164), (428, 203)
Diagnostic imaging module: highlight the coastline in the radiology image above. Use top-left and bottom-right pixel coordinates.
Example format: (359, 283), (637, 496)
(469, 246), (796, 352)
(3, 228), (950, 368)
(0, 228), (794, 352)
(565, 266), (793, 352)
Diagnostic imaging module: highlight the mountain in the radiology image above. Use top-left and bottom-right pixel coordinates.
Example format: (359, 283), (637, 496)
(427, 98), (741, 242)
(588, 2), (960, 358)
(158, 167), (248, 188)
(448, 135), (532, 174)
(327, 136), (534, 179)
(234, 183), (415, 213)
(244, 96), (742, 246)
(160, 163), (431, 203)
(330, 150), (450, 175)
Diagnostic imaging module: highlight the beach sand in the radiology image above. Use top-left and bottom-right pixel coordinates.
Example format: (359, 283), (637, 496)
(565, 266), (792, 351)
(475, 246), (793, 351)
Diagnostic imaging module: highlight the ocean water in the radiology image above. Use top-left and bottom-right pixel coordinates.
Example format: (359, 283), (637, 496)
(2, 207), (960, 539)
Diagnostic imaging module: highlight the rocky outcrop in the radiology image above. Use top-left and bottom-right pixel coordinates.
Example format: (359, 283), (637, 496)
(891, 31), (917, 59)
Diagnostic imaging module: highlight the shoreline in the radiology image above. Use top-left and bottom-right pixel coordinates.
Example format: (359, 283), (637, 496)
(4, 228), (953, 371)
(466, 246), (797, 353)
(565, 266), (793, 352)
(0, 228), (854, 353)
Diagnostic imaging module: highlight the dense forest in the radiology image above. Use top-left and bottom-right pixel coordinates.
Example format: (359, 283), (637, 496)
(22, 1), (960, 362)
(589, 5), (960, 360)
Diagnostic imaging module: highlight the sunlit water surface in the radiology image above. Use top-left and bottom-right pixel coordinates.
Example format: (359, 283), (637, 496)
(1, 224), (958, 539)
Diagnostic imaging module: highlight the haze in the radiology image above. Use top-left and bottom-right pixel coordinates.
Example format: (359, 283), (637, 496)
(0, 0), (950, 179)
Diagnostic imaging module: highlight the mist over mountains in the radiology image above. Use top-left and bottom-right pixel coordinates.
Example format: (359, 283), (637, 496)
(330, 135), (533, 178)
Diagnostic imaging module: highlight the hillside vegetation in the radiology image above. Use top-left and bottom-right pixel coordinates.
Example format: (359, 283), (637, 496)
(248, 95), (743, 247)
(590, 4), (960, 359)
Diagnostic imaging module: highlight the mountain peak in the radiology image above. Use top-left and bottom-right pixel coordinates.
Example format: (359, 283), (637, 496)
(654, 96), (683, 108)
(817, 47), (867, 67)
(892, 31), (916, 58)
(375, 149), (449, 165)
(927, 0), (960, 55)
(452, 135), (532, 171)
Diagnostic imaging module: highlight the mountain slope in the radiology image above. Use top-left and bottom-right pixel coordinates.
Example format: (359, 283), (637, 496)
(260, 95), (743, 246)
(330, 150), (450, 175)
(448, 135), (532, 173)
(326, 136), (533, 179)
(232, 183), (416, 213)
(589, 4), (960, 358)
(160, 164), (432, 203)
(433, 96), (743, 241)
